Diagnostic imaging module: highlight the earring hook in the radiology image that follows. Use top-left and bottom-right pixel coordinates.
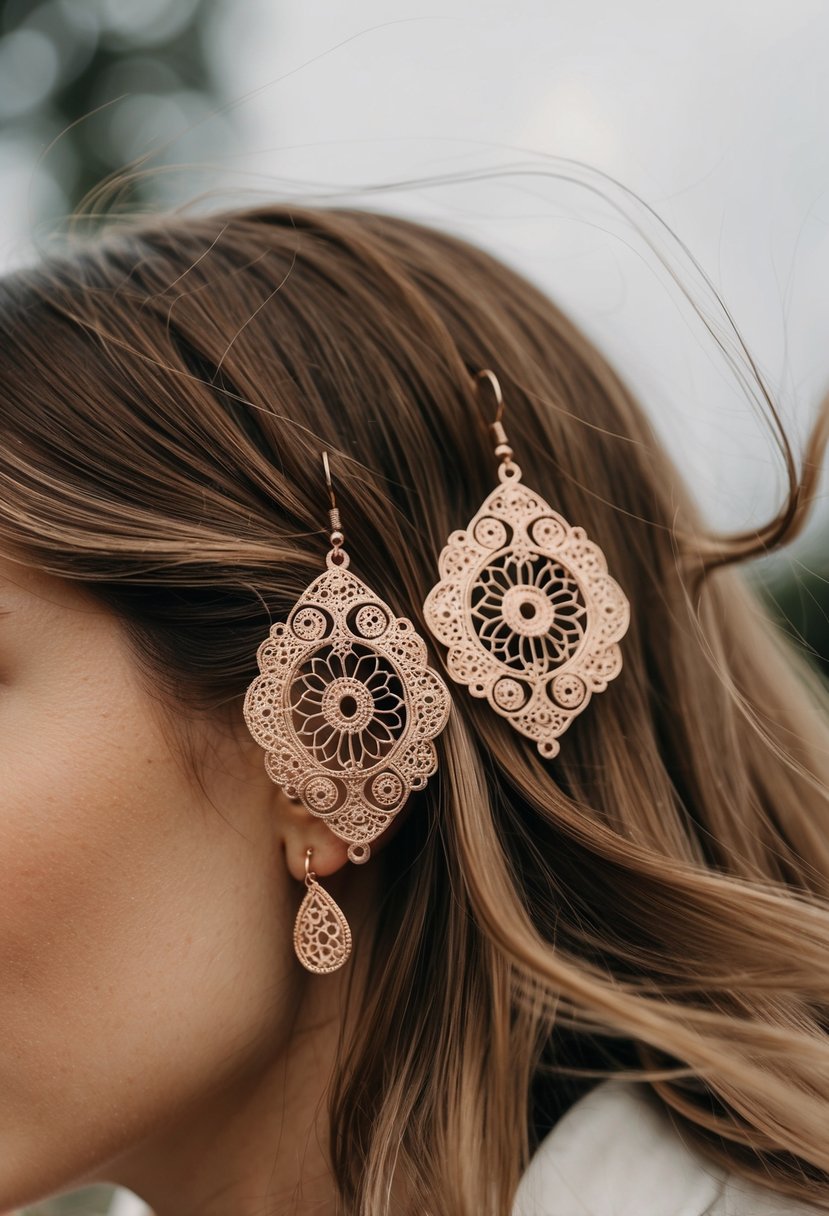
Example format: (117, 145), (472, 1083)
(471, 368), (504, 424)
(321, 449), (337, 509)
(320, 450), (345, 560)
(470, 368), (513, 466)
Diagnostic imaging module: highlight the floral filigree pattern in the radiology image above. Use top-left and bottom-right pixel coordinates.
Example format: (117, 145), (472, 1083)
(472, 551), (588, 674)
(294, 877), (352, 973)
(423, 461), (629, 759)
(243, 549), (451, 864)
(289, 643), (407, 770)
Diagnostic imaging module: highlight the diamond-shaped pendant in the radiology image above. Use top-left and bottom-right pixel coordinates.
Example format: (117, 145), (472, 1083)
(244, 548), (452, 863)
(423, 460), (629, 759)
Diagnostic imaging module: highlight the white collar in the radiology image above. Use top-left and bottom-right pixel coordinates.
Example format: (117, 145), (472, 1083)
(513, 1076), (820, 1215)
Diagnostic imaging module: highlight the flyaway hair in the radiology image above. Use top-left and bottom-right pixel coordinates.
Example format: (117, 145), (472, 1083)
(1, 202), (829, 1213)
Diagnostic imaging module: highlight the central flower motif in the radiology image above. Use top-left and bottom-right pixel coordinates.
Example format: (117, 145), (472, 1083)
(470, 551), (588, 676)
(289, 642), (408, 772)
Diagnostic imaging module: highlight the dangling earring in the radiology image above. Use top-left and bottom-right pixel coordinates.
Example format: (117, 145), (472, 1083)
(423, 369), (629, 760)
(243, 449), (452, 974)
(294, 847), (352, 974)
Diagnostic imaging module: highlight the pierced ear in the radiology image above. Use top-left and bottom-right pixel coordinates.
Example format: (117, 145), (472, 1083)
(280, 806), (351, 884)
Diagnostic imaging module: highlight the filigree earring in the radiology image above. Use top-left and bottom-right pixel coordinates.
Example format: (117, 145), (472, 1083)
(295, 847), (352, 975)
(423, 369), (629, 759)
(243, 450), (452, 974)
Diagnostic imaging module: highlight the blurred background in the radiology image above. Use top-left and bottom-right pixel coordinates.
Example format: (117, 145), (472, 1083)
(0, 0), (827, 1211)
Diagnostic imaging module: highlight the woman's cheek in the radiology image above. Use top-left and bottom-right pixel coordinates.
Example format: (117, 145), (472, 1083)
(0, 636), (185, 1080)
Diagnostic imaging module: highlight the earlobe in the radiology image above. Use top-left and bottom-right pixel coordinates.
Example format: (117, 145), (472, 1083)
(279, 797), (351, 884)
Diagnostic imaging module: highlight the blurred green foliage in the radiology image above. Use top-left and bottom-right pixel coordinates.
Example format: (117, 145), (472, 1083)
(0, 0), (230, 230)
(755, 552), (829, 681)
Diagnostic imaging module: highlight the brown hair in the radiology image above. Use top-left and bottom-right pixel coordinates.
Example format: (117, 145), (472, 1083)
(2, 201), (829, 1213)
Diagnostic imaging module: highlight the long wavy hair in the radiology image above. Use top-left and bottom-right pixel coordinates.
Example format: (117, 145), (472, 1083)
(2, 201), (829, 1214)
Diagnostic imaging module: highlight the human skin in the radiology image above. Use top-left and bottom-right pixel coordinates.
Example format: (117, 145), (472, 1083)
(0, 554), (383, 1216)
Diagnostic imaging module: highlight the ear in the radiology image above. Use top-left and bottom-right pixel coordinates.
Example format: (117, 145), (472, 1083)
(279, 794), (352, 883)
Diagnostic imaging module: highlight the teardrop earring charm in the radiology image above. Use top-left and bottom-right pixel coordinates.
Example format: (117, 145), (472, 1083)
(294, 847), (352, 974)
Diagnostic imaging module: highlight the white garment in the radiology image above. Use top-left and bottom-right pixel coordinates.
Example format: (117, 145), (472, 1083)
(102, 1079), (823, 1216)
(512, 1077), (824, 1216)
(106, 1191), (153, 1216)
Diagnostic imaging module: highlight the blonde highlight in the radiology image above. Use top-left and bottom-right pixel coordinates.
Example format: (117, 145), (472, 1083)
(0, 200), (828, 1212)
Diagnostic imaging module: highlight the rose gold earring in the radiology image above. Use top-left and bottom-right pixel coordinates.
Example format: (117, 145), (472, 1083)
(295, 847), (352, 974)
(243, 449), (452, 974)
(423, 369), (629, 760)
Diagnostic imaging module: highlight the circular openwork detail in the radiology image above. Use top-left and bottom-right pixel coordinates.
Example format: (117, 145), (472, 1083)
(501, 584), (555, 637)
(354, 603), (389, 638)
(289, 643), (408, 772)
(470, 551), (588, 675)
(531, 515), (568, 550)
(473, 516), (508, 549)
(492, 676), (527, 711)
(321, 677), (375, 733)
(303, 774), (339, 811)
(370, 770), (404, 806)
(551, 672), (587, 709)
(290, 606), (328, 641)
